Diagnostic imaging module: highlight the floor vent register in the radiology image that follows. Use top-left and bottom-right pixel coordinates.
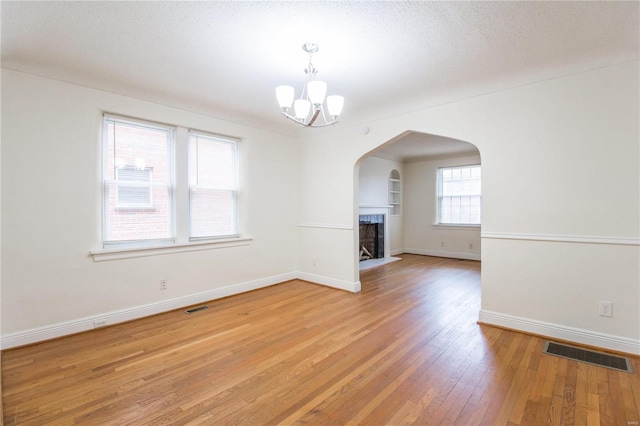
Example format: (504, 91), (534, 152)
(543, 341), (632, 373)
(185, 305), (210, 314)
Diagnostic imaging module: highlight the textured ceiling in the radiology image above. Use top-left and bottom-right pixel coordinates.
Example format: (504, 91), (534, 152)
(2, 1), (639, 152)
(372, 132), (479, 163)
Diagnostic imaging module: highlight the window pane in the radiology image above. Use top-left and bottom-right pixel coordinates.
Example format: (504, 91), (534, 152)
(103, 116), (174, 244)
(190, 189), (236, 237)
(116, 166), (152, 207)
(189, 132), (238, 239)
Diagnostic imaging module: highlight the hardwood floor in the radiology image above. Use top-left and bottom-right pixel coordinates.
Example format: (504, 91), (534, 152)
(2, 254), (639, 425)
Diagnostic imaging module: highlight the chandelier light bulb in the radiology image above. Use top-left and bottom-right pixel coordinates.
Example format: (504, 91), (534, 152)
(326, 95), (344, 118)
(294, 99), (311, 120)
(307, 81), (327, 106)
(276, 85), (295, 110)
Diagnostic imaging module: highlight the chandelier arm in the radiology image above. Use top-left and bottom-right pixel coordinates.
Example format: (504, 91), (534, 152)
(319, 106), (329, 124)
(280, 110), (337, 127)
(308, 121), (338, 128)
(308, 108), (321, 126)
(321, 106), (339, 126)
(281, 111), (304, 124)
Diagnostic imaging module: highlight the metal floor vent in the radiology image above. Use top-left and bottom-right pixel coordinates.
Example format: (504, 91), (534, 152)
(185, 305), (209, 314)
(543, 341), (632, 373)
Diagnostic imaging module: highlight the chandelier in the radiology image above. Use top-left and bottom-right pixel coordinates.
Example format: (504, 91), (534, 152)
(276, 43), (344, 127)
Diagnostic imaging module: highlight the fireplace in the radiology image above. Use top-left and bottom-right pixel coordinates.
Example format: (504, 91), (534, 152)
(359, 214), (384, 261)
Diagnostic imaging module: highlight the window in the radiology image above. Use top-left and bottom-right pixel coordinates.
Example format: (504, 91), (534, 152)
(101, 114), (240, 250)
(188, 131), (238, 239)
(103, 115), (175, 246)
(438, 165), (481, 225)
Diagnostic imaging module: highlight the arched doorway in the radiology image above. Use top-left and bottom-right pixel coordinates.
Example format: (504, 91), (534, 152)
(355, 131), (481, 278)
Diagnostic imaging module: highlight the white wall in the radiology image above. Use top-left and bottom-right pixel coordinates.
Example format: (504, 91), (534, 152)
(2, 62), (639, 355)
(0, 64), (3, 416)
(404, 154), (481, 260)
(1, 70), (299, 345)
(297, 61), (639, 354)
(358, 156), (404, 255)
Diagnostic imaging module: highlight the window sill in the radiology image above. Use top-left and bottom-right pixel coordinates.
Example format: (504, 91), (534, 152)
(432, 224), (481, 231)
(90, 236), (253, 262)
(114, 207), (156, 212)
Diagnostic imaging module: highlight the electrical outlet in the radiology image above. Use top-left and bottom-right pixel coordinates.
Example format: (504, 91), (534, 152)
(93, 320), (107, 328)
(160, 279), (168, 290)
(312, 258), (317, 266)
(469, 243), (473, 250)
(598, 300), (612, 317)
(440, 242), (445, 247)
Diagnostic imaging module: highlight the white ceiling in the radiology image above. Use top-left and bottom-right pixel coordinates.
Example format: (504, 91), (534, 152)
(2, 1), (638, 158)
(371, 131), (479, 163)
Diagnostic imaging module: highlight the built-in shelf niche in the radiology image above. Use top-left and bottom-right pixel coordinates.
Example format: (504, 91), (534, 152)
(388, 169), (401, 216)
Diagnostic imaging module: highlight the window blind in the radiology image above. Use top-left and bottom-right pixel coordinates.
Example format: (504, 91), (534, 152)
(188, 131), (238, 239)
(103, 115), (175, 246)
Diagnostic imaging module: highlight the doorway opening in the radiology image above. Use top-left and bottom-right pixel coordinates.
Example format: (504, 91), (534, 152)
(355, 130), (481, 278)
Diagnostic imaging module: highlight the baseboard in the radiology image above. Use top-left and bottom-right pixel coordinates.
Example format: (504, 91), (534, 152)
(1, 271), (364, 349)
(296, 271), (361, 293)
(478, 310), (640, 356)
(404, 248), (481, 261)
(1, 272), (297, 350)
(390, 249), (404, 256)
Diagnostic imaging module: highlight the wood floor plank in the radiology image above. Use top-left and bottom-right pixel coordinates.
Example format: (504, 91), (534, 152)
(547, 394), (564, 426)
(587, 392), (601, 426)
(619, 369), (640, 424)
(561, 357), (578, 425)
(2, 254), (638, 425)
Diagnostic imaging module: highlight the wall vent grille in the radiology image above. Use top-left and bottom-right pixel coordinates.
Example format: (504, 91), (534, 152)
(543, 341), (632, 373)
(185, 305), (209, 314)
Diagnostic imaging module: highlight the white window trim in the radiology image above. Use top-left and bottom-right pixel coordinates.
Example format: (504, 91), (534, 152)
(437, 164), (481, 226)
(96, 114), (248, 259)
(188, 130), (239, 240)
(102, 114), (176, 246)
(432, 223), (481, 230)
(90, 236), (253, 262)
